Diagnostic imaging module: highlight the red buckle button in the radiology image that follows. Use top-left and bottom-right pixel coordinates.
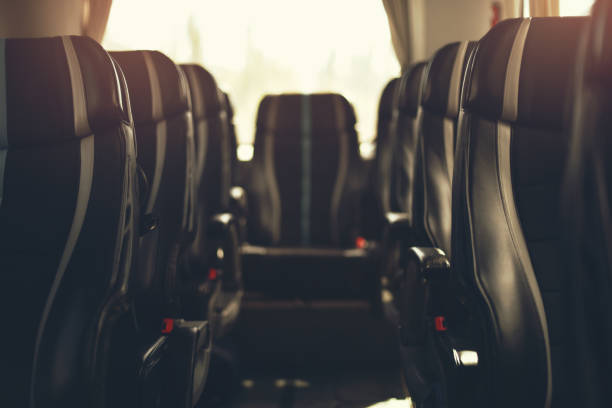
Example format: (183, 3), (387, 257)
(434, 316), (447, 332)
(161, 318), (174, 334)
(355, 236), (367, 249)
(208, 268), (218, 280)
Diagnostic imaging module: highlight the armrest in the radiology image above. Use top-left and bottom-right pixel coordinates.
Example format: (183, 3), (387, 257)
(165, 320), (211, 408)
(406, 246), (450, 282)
(384, 212), (411, 241)
(229, 186), (248, 242)
(395, 246), (450, 347)
(208, 213), (236, 238)
(207, 213), (242, 291)
(229, 186), (248, 215)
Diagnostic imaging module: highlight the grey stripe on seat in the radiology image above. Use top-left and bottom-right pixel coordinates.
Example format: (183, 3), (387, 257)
(446, 41), (469, 117)
(443, 41), (469, 181)
(143, 52), (166, 214)
(0, 39), (7, 209)
(502, 19), (531, 121)
(62, 37), (92, 136)
(265, 97), (281, 242)
(31, 36), (95, 407)
(330, 96), (349, 244)
(195, 119), (208, 185)
(300, 94), (312, 245)
(185, 65), (208, 187)
(442, 117), (454, 182)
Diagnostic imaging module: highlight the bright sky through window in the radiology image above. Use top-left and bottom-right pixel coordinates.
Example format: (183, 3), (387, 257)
(104, 0), (400, 152)
(559, 0), (595, 16)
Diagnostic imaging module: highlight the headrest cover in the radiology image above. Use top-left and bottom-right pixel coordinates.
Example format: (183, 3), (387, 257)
(180, 63), (226, 120)
(2, 36), (130, 148)
(256, 93), (357, 132)
(422, 41), (475, 118)
(398, 61), (428, 117)
(466, 17), (587, 128)
(111, 50), (190, 125)
(378, 77), (400, 123)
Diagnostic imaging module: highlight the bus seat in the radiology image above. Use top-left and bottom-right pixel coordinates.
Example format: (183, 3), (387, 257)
(111, 50), (209, 407)
(0, 35), (138, 407)
(429, 17), (586, 407)
(241, 93), (379, 300)
(180, 63), (243, 339)
(562, 1), (612, 406)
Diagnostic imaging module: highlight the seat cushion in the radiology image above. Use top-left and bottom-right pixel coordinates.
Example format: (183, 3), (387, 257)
(242, 245), (380, 300)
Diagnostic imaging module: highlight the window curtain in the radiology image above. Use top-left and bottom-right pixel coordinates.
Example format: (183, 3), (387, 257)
(529, 0), (560, 16)
(83, 0), (114, 42)
(500, 0), (523, 19)
(382, 0), (425, 72)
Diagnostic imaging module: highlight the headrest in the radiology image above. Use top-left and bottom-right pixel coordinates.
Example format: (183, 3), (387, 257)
(1, 36), (130, 148)
(398, 61), (428, 117)
(256, 93), (357, 132)
(180, 63), (226, 121)
(111, 50), (190, 125)
(466, 17), (587, 129)
(378, 77), (400, 123)
(422, 41), (476, 118)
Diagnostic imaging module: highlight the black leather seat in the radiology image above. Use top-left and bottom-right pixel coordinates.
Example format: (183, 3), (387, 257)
(242, 93), (378, 300)
(384, 42), (474, 403)
(378, 66), (427, 322)
(181, 64), (231, 228)
(362, 77), (398, 241)
(111, 51), (209, 407)
(410, 41), (475, 252)
(362, 78), (399, 241)
(416, 17), (587, 408)
(111, 50), (195, 324)
(0, 36), (138, 407)
(180, 64), (242, 338)
(393, 62), (428, 218)
(563, 2), (612, 406)
(373, 77), (400, 220)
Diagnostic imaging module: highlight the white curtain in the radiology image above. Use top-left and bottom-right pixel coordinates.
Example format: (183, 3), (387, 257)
(83, 0), (114, 42)
(382, 0), (426, 72)
(530, 0), (560, 17)
(500, 0), (523, 19)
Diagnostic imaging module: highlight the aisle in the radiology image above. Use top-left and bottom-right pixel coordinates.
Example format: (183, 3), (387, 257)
(231, 366), (411, 408)
(200, 298), (412, 408)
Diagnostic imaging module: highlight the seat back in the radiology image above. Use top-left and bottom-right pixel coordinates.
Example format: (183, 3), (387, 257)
(452, 17), (586, 407)
(181, 64), (231, 217)
(563, 2), (612, 406)
(394, 62), (428, 219)
(112, 51), (195, 322)
(412, 41), (475, 254)
(247, 93), (365, 247)
(0, 36), (137, 407)
(180, 64), (231, 269)
(373, 77), (400, 217)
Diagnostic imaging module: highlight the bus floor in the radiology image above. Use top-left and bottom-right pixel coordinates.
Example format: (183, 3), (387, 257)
(200, 298), (413, 408)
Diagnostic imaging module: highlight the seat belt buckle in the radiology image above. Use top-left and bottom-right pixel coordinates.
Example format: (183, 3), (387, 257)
(434, 316), (447, 332)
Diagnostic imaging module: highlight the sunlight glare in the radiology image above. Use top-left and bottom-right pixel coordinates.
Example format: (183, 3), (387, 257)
(559, 0), (595, 16)
(103, 0), (399, 149)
